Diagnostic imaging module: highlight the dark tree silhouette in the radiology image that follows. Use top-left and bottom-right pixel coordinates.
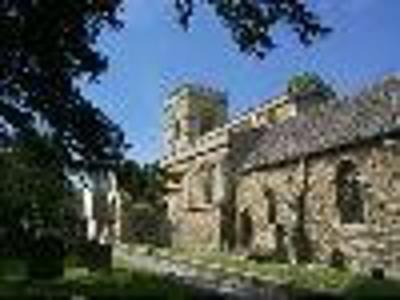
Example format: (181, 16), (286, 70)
(287, 72), (336, 101)
(0, 134), (73, 254)
(0, 0), (127, 166)
(175, 0), (331, 58)
(1, 1), (329, 167)
(116, 160), (167, 206)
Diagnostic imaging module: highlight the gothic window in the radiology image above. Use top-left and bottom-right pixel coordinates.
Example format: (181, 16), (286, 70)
(174, 120), (181, 139)
(203, 164), (215, 204)
(188, 116), (199, 143)
(188, 162), (215, 208)
(239, 208), (253, 249)
(336, 160), (364, 224)
(264, 189), (277, 223)
(199, 114), (215, 135)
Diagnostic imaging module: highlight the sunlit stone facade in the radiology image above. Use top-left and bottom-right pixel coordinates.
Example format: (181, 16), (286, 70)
(161, 76), (400, 273)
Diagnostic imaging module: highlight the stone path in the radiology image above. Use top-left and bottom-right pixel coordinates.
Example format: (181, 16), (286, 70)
(113, 247), (291, 300)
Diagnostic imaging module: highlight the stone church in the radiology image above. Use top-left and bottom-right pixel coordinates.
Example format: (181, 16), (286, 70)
(160, 75), (400, 272)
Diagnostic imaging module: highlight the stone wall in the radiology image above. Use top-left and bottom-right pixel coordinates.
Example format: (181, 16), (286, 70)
(176, 208), (221, 252)
(236, 135), (400, 271)
(165, 147), (230, 252)
(162, 77), (400, 274)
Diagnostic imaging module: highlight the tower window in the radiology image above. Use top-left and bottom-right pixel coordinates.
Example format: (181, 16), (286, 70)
(199, 114), (215, 135)
(174, 120), (181, 139)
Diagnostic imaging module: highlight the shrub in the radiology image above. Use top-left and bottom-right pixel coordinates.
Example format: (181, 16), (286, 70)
(83, 241), (112, 272)
(330, 248), (346, 270)
(27, 233), (65, 279)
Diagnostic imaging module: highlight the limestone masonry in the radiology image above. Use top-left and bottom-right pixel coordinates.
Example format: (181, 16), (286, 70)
(160, 76), (400, 273)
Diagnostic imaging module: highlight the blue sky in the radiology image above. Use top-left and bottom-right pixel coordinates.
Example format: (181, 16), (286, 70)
(84, 0), (400, 164)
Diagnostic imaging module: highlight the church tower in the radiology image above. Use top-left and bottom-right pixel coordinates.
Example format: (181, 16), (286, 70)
(163, 84), (228, 157)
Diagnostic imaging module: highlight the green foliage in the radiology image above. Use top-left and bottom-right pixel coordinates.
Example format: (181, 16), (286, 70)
(1, 0), (331, 167)
(141, 162), (168, 205)
(330, 248), (347, 270)
(27, 234), (65, 279)
(344, 276), (400, 299)
(0, 134), (79, 257)
(175, 0), (331, 58)
(0, 136), (64, 224)
(116, 160), (170, 245)
(115, 160), (143, 199)
(153, 247), (353, 291)
(117, 160), (166, 206)
(287, 72), (336, 100)
(1, 0), (126, 263)
(1, 0), (332, 166)
(0, 267), (197, 299)
(0, 258), (26, 280)
(0, 0), (127, 166)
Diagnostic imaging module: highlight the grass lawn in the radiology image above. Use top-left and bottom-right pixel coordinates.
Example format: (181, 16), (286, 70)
(146, 246), (353, 291)
(0, 256), (196, 299)
(135, 244), (400, 299)
(343, 276), (400, 300)
(2, 248), (400, 299)
(0, 270), (197, 299)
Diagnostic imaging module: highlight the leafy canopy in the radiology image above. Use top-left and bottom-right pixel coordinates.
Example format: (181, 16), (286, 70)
(287, 72), (336, 100)
(1, 0), (127, 167)
(0, 135), (72, 238)
(0, 1), (331, 192)
(116, 160), (166, 206)
(175, 0), (331, 58)
(1, 0), (329, 167)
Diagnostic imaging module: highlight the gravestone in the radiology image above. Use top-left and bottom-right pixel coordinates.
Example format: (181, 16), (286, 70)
(27, 232), (65, 279)
(84, 241), (112, 272)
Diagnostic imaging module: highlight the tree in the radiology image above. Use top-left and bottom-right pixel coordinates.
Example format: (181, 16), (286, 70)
(0, 133), (75, 255)
(1, 0), (127, 167)
(116, 161), (169, 245)
(175, 0), (331, 58)
(116, 160), (166, 206)
(287, 72), (336, 101)
(1, 1), (330, 168)
(0, 0), (329, 233)
(141, 162), (167, 205)
(116, 159), (144, 201)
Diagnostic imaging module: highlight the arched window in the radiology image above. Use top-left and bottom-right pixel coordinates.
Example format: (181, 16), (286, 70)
(199, 113), (216, 135)
(336, 160), (364, 224)
(174, 120), (181, 139)
(264, 188), (277, 224)
(188, 162), (215, 207)
(202, 164), (216, 204)
(239, 208), (253, 249)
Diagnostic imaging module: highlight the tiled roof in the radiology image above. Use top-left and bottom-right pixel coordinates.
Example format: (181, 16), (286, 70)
(240, 76), (400, 172)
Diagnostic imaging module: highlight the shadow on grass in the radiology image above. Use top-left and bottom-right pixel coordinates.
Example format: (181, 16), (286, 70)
(295, 275), (400, 300)
(341, 276), (400, 300)
(3, 255), (400, 300)
(0, 266), (226, 300)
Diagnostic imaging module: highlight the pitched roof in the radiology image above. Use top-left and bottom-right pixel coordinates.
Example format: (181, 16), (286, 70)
(240, 76), (400, 172)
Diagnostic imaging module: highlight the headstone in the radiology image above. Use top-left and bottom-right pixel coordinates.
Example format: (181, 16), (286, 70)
(27, 232), (65, 279)
(84, 241), (112, 272)
(371, 267), (385, 280)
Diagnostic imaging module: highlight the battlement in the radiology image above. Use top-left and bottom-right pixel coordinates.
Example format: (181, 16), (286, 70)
(163, 83), (229, 157)
(165, 83), (227, 111)
(161, 91), (297, 167)
(168, 83), (226, 102)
